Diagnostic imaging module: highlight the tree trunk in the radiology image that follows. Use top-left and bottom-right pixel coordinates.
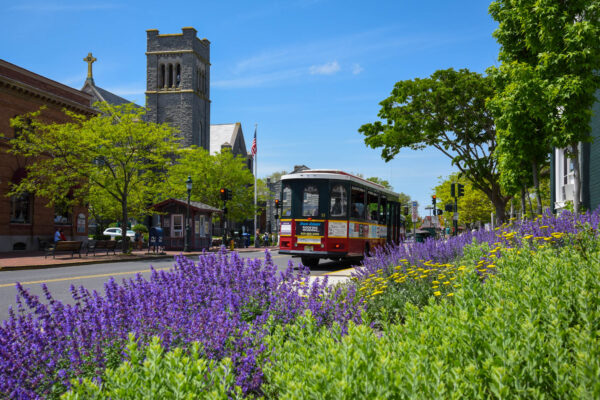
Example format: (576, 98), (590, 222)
(520, 187), (526, 220)
(571, 144), (581, 216)
(525, 187), (534, 217)
(531, 160), (543, 216)
(121, 197), (128, 253)
(490, 186), (508, 224)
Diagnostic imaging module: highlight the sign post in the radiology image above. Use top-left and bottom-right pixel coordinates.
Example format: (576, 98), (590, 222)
(411, 201), (418, 241)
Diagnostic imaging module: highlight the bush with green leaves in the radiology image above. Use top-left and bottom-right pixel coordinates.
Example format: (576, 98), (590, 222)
(62, 334), (242, 400)
(263, 232), (600, 399)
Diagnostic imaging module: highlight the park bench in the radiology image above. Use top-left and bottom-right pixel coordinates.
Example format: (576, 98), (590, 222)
(86, 239), (118, 256)
(45, 241), (83, 259)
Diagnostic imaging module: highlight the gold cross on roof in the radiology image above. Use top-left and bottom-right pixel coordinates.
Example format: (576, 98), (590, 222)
(83, 52), (97, 80)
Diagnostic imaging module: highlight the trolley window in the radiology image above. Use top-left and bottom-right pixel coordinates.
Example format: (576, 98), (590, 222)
(350, 186), (365, 219)
(367, 191), (379, 222)
(330, 184), (347, 218)
(282, 184), (292, 217)
(379, 196), (388, 224)
(302, 185), (320, 217)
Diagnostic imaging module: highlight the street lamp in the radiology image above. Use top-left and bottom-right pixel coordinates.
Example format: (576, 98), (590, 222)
(184, 176), (192, 252)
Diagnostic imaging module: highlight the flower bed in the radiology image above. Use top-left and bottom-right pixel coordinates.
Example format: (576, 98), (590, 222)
(0, 250), (361, 399)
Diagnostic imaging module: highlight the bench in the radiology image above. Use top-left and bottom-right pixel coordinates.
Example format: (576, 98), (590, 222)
(86, 239), (118, 256)
(45, 241), (83, 259)
(37, 237), (53, 251)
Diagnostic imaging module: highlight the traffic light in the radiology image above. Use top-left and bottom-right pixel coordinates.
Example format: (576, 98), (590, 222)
(451, 183), (456, 198)
(220, 188), (233, 201)
(457, 183), (465, 197)
(432, 195), (437, 206)
(403, 206), (409, 216)
(223, 207), (228, 215)
(436, 209), (443, 216)
(274, 199), (280, 208)
(445, 203), (454, 212)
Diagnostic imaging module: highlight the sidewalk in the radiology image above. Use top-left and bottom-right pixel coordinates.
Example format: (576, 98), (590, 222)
(0, 246), (279, 270)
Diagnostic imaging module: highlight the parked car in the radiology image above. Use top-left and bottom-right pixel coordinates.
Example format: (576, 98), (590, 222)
(103, 227), (135, 239)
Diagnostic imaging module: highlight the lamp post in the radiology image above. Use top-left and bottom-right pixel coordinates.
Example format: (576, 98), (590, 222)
(184, 176), (192, 252)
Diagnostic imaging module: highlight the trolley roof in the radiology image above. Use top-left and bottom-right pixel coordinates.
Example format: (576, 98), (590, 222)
(280, 169), (400, 198)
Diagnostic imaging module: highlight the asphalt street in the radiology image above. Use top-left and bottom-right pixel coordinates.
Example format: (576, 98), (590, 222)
(0, 250), (357, 322)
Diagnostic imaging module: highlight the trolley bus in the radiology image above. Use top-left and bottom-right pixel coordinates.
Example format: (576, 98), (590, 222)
(278, 170), (404, 266)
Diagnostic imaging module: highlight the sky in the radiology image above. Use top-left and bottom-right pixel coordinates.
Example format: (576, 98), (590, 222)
(0, 0), (500, 215)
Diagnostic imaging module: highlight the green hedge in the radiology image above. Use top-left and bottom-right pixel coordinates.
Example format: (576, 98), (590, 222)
(262, 231), (600, 399)
(62, 334), (242, 400)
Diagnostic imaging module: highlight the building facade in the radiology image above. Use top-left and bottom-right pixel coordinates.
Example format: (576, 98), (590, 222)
(551, 98), (600, 212)
(0, 59), (95, 251)
(145, 27), (211, 150)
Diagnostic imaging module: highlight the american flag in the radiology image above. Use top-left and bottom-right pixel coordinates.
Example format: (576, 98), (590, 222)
(250, 128), (257, 157)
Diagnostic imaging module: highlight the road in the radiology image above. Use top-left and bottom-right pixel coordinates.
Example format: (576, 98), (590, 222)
(0, 250), (358, 322)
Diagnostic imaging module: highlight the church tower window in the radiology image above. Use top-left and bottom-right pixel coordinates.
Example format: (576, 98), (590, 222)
(168, 64), (173, 87)
(159, 64), (165, 88)
(176, 64), (181, 87)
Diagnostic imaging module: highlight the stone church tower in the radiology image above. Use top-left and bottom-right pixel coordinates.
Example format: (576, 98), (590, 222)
(145, 27), (210, 149)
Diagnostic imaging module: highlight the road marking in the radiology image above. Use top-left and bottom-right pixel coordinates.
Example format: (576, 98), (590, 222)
(0, 268), (171, 288)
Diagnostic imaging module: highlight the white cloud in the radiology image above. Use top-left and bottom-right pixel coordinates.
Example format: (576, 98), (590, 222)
(352, 63), (364, 75)
(309, 61), (340, 75)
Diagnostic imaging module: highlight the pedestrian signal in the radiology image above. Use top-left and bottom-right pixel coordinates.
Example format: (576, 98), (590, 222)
(457, 183), (465, 197)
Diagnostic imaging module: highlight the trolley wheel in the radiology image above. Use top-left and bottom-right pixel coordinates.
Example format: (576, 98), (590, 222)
(301, 256), (320, 267)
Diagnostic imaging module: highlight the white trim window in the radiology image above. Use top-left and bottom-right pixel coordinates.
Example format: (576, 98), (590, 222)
(171, 214), (183, 237)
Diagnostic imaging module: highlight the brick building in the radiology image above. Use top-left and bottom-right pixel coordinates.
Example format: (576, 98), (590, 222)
(0, 59), (95, 251)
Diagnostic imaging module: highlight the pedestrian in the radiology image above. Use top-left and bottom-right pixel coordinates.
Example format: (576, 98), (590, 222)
(54, 228), (62, 243)
(59, 229), (66, 241)
(263, 232), (270, 246)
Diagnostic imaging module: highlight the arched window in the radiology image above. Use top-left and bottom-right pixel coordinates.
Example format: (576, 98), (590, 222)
(159, 64), (165, 88)
(302, 185), (319, 217)
(330, 184), (347, 217)
(282, 184), (292, 217)
(168, 64), (173, 87)
(175, 64), (181, 87)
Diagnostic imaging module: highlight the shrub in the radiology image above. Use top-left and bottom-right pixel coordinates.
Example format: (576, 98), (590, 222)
(62, 334), (242, 400)
(131, 224), (148, 233)
(263, 233), (600, 399)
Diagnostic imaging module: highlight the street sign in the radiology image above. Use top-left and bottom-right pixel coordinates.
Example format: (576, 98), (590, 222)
(411, 201), (418, 222)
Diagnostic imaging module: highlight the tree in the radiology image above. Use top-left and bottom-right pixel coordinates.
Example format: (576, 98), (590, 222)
(164, 146), (255, 223)
(9, 103), (180, 251)
(489, 0), (600, 214)
(488, 64), (552, 215)
(434, 173), (494, 228)
(366, 177), (392, 190)
(359, 68), (511, 221)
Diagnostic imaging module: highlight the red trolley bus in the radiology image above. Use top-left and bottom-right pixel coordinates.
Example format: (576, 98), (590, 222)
(278, 170), (404, 266)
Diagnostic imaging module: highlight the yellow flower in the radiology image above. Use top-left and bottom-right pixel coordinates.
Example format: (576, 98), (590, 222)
(487, 264), (496, 268)
(447, 293), (454, 297)
(443, 281), (450, 285)
(432, 285), (439, 289)
(434, 291), (441, 296)
(432, 280), (439, 284)
(371, 290), (384, 296)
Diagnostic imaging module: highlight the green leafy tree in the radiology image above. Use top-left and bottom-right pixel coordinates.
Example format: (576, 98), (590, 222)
(488, 64), (552, 216)
(164, 147), (254, 222)
(359, 68), (511, 221)
(9, 103), (180, 251)
(489, 0), (600, 214)
(366, 176), (392, 190)
(434, 173), (494, 227)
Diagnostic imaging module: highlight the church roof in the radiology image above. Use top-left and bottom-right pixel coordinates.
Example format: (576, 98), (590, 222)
(81, 80), (139, 107)
(210, 123), (248, 157)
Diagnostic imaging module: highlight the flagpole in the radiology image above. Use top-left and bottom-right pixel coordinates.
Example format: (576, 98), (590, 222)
(253, 123), (258, 247)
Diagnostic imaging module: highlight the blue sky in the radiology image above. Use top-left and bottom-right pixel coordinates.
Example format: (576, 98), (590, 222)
(1, 0), (500, 215)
